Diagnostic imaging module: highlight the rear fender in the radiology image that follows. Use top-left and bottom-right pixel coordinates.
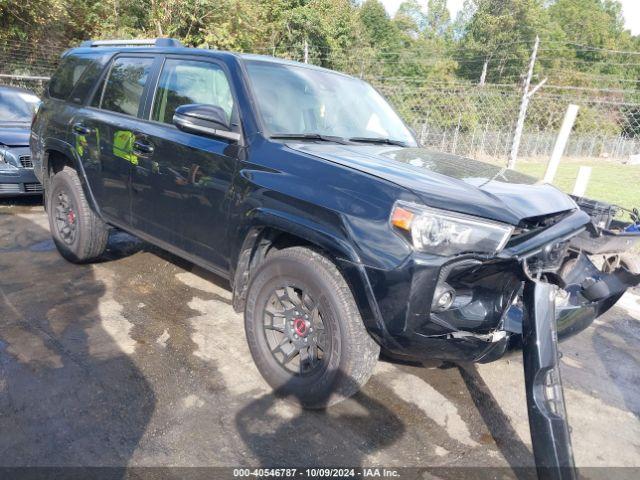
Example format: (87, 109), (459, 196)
(43, 138), (103, 220)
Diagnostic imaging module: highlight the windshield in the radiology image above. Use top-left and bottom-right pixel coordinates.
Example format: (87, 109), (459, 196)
(0, 90), (40, 124)
(245, 60), (416, 146)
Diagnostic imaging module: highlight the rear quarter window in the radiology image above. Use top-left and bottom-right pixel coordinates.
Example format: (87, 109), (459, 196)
(48, 53), (108, 101)
(69, 53), (110, 104)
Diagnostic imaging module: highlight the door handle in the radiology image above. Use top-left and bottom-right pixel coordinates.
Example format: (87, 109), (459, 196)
(73, 123), (91, 135)
(133, 139), (155, 156)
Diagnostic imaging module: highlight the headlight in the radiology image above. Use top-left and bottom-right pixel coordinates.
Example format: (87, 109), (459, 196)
(390, 201), (514, 256)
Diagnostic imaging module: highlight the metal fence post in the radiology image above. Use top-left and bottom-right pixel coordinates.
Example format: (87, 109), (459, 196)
(508, 36), (540, 169)
(452, 113), (462, 154)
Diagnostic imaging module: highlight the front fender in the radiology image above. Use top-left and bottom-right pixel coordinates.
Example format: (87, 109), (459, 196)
(230, 207), (393, 346)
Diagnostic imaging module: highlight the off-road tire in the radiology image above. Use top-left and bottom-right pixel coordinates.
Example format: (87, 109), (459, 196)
(244, 246), (380, 408)
(48, 166), (108, 263)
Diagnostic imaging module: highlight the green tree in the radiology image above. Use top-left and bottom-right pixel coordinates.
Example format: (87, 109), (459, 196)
(426, 0), (451, 39)
(456, 0), (566, 83)
(360, 0), (400, 49)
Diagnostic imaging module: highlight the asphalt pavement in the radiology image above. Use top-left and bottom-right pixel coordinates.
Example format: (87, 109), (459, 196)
(1, 198), (639, 473)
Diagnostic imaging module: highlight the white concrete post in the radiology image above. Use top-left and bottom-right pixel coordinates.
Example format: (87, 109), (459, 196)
(572, 166), (592, 197)
(543, 104), (580, 184)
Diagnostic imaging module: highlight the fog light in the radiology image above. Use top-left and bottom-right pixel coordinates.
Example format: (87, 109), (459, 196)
(432, 284), (455, 312)
(437, 291), (453, 308)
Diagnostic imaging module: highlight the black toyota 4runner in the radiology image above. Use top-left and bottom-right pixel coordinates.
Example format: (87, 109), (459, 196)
(32, 39), (639, 475)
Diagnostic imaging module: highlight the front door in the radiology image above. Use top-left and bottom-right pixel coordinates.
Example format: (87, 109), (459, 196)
(131, 57), (240, 270)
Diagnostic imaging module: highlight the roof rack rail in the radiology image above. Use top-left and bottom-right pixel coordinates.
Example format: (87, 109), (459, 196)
(79, 38), (183, 48)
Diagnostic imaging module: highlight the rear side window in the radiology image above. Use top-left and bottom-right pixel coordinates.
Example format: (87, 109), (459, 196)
(99, 57), (153, 117)
(49, 54), (98, 100)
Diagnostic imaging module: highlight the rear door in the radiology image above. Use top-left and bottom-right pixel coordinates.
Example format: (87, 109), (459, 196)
(75, 54), (158, 225)
(131, 55), (240, 270)
(34, 51), (108, 182)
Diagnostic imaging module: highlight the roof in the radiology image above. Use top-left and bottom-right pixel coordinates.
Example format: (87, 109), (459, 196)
(239, 53), (353, 77)
(67, 40), (356, 79)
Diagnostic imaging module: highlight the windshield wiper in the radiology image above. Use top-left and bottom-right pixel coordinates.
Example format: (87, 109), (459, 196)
(270, 133), (350, 145)
(349, 136), (407, 147)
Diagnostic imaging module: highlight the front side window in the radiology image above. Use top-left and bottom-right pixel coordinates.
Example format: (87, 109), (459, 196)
(245, 60), (416, 145)
(100, 57), (153, 117)
(152, 59), (234, 124)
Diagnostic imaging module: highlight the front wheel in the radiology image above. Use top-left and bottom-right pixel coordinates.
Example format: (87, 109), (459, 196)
(244, 247), (380, 408)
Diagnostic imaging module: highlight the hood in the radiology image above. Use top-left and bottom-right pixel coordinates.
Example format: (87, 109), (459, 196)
(0, 125), (30, 147)
(289, 144), (576, 225)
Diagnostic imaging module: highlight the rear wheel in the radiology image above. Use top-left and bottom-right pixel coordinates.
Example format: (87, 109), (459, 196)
(244, 246), (380, 408)
(48, 166), (108, 263)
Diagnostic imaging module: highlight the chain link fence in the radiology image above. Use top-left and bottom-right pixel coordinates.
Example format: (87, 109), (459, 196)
(372, 79), (640, 164)
(1, 40), (639, 165)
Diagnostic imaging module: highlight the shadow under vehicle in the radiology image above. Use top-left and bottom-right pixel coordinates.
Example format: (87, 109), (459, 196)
(30, 38), (640, 479)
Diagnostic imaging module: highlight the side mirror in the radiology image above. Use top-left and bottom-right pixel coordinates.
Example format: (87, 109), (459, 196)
(173, 104), (240, 142)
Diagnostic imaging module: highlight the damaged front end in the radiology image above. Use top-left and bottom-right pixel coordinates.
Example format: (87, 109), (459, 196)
(381, 207), (639, 361)
(378, 205), (639, 478)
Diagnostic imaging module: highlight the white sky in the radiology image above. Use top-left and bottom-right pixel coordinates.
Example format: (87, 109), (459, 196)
(380, 0), (640, 36)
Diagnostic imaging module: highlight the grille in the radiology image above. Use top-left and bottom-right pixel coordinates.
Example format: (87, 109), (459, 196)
(19, 155), (33, 168)
(24, 182), (43, 193)
(0, 183), (21, 193)
(508, 210), (572, 247)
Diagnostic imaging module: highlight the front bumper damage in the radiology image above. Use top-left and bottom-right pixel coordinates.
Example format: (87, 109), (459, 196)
(520, 250), (638, 478)
(372, 208), (639, 477)
(523, 280), (575, 479)
(376, 209), (638, 361)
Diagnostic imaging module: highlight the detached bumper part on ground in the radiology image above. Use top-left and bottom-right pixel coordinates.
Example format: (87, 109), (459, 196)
(523, 280), (575, 480)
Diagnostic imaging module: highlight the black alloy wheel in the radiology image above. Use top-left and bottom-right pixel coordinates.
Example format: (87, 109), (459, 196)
(244, 247), (380, 408)
(263, 284), (330, 376)
(48, 166), (109, 263)
(54, 190), (78, 245)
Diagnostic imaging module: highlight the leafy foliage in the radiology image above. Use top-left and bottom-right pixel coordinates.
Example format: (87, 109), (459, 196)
(1, 0), (638, 136)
